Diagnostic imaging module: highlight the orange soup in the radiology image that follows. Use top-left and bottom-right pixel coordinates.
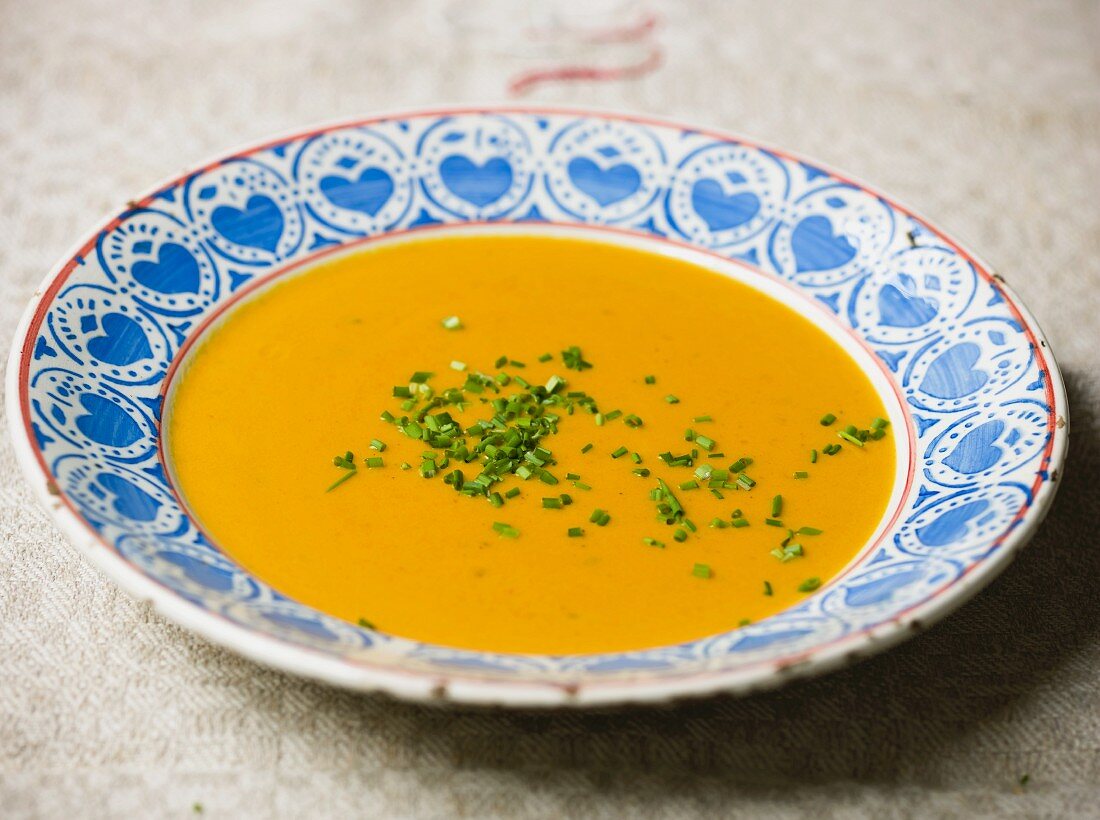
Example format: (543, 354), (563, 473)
(167, 234), (896, 654)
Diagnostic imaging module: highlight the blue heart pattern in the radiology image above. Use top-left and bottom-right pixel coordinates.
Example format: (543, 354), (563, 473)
(790, 215), (857, 272)
(131, 243), (201, 294)
(920, 343), (988, 399)
(87, 313), (152, 365)
(567, 157), (641, 206)
(160, 551), (235, 592)
(690, 179), (760, 231)
(730, 627), (814, 652)
(212, 194), (284, 252)
(844, 568), (923, 607)
(96, 473), (161, 521)
(877, 273), (939, 327)
(439, 155), (513, 207)
(943, 419), (1005, 474)
(319, 167), (394, 216)
(916, 500), (990, 546)
(75, 394), (142, 447)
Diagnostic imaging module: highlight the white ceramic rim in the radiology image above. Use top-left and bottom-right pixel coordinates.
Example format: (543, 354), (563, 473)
(5, 105), (1070, 707)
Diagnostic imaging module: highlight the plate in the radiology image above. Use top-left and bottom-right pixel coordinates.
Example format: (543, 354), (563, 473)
(6, 107), (1068, 707)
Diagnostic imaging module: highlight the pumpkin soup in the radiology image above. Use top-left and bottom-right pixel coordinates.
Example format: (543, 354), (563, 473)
(167, 233), (897, 654)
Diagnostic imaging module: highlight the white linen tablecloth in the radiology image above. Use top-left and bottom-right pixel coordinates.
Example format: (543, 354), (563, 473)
(2, 1), (1099, 816)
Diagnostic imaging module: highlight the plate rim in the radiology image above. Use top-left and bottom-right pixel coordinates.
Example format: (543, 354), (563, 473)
(5, 104), (1070, 707)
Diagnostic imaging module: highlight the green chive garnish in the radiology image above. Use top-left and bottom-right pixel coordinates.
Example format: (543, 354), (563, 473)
(610, 446), (628, 459)
(325, 470), (357, 492)
(763, 581), (773, 596)
(581, 443), (593, 454)
(492, 522), (519, 538)
(798, 577), (822, 592)
(365, 456), (384, 468)
(820, 413), (837, 426)
(673, 528), (688, 542)
(871, 417), (890, 430)
(538, 353), (553, 363)
(369, 439), (387, 452)
(643, 537), (665, 548)
(797, 526), (823, 536)
(665, 394), (680, 404)
(678, 480), (700, 491)
(695, 434), (715, 452)
(568, 527), (584, 537)
(771, 495), (783, 517)
(441, 315), (462, 330)
(644, 375), (656, 384)
(731, 518), (749, 528)
(810, 449), (818, 464)
(838, 430), (864, 447)
(765, 518), (784, 527)
(692, 563), (712, 579)
(693, 415), (713, 423)
(793, 471), (809, 479)
(542, 497), (563, 509)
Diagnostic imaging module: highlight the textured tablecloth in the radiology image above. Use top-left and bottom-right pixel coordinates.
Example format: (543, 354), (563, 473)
(2, 1), (1098, 817)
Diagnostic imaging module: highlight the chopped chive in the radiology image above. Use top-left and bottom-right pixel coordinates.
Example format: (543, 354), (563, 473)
(604, 410), (623, 422)
(597, 512), (611, 526)
(643, 537), (665, 548)
(793, 471), (809, 479)
(450, 360), (467, 371)
(565, 472), (580, 481)
(685, 428), (696, 442)
(393, 385), (412, 398)
(820, 413), (837, 426)
(678, 480), (700, 491)
(838, 431), (864, 447)
(763, 581), (773, 597)
(542, 497), (564, 509)
(409, 371), (432, 384)
(798, 577), (822, 592)
(560, 493), (573, 506)
(400, 462), (411, 470)
(594, 413), (605, 426)
(488, 492), (503, 508)
(684, 519), (697, 533)
(692, 563), (712, 579)
(365, 456), (384, 468)
(561, 345), (592, 371)
(695, 434), (716, 452)
(505, 487), (521, 499)
(771, 495), (783, 517)
(494, 355), (507, 368)
(568, 527), (584, 537)
(871, 417), (890, 430)
(665, 394), (680, 404)
(870, 428), (886, 440)
(509, 359), (526, 368)
(644, 375), (656, 384)
(610, 446), (629, 459)
(624, 414), (644, 428)
(632, 468), (650, 478)
(693, 415), (713, 423)
(581, 443), (594, 454)
(441, 315), (462, 330)
(538, 352), (553, 363)
(492, 522), (520, 538)
(589, 508), (604, 523)
(369, 439), (387, 452)
(673, 528), (688, 543)
(631, 452), (642, 464)
(810, 449), (818, 464)
(731, 518), (749, 528)
(573, 481), (592, 491)
(380, 410), (396, 423)
(797, 526), (823, 536)
(843, 424), (858, 435)
(325, 470), (358, 492)
(765, 518), (784, 527)
(710, 517), (729, 529)
(357, 617), (376, 629)
(710, 488), (725, 500)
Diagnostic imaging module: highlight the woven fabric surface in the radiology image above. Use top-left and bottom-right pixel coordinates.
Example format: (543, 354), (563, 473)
(1, 1), (1099, 817)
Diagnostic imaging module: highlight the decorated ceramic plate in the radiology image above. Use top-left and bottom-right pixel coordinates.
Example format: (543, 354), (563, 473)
(6, 107), (1068, 707)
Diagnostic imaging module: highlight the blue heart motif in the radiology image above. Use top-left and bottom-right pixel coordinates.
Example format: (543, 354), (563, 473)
(87, 313), (152, 365)
(944, 420), (1005, 474)
(96, 473), (161, 521)
(319, 167), (394, 216)
(844, 569), (922, 607)
(75, 394), (142, 447)
(877, 275), (939, 327)
(916, 500), (989, 546)
(439, 155), (513, 207)
(790, 215), (857, 272)
(131, 243), (201, 294)
(920, 343), (988, 399)
(690, 179), (760, 231)
(212, 194), (284, 252)
(262, 611), (338, 641)
(567, 157), (641, 206)
(160, 552), (234, 592)
(730, 628), (814, 652)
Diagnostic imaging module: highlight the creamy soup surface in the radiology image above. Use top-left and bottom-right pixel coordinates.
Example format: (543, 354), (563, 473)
(168, 234), (896, 654)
